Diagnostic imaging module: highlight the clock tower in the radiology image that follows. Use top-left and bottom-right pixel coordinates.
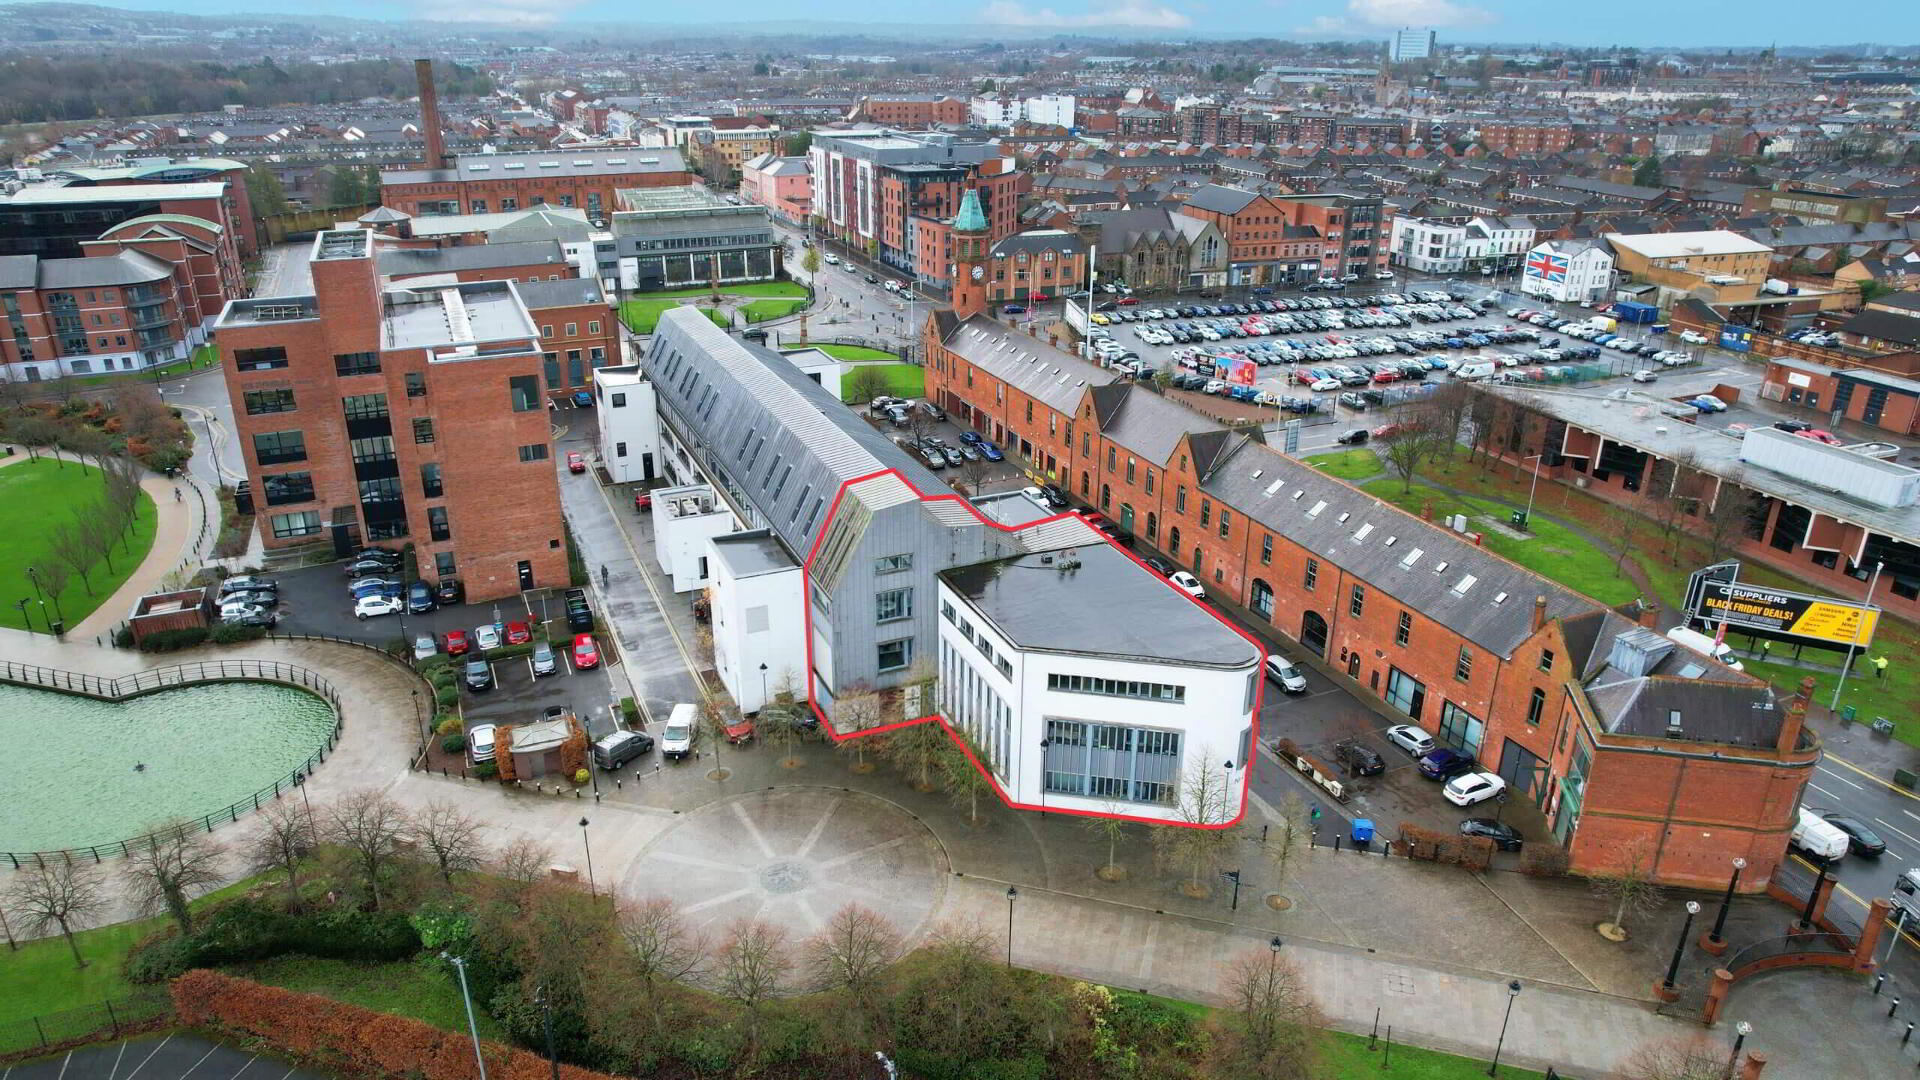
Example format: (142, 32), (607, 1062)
(949, 185), (989, 321)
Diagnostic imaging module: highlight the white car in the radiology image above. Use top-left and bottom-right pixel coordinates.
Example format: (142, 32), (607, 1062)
(1678, 330), (1708, 345)
(1264, 655), (1308, 693)
(1310, 377), (1341, 392)
(1168, 571), (1207, 600)
(1386, 724), (1435, 757)
(823, 254), (840, 265)
(1631, 369), (1658, 383)
(412, 634), (439, 661)
(468, 724), (498, 764)
(354, 594), (404, 620)
(1444, 770), (1508, 807)
(473, 624), (502, 651)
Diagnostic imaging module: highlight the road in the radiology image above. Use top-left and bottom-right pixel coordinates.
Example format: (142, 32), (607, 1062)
(154, 363), (246, 488)
(1796, 754), (1920, 933)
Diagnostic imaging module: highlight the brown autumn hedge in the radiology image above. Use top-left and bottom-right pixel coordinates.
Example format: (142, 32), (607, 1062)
(171, 970), (621, 1080)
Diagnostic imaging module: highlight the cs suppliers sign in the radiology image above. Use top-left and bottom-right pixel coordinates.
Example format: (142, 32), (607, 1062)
(1696, 581), (1880, 647)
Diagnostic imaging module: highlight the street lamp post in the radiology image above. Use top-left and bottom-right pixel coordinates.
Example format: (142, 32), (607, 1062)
(759, 662), (769, 714)
(1724, 1021), (1752, 1080)
(1706, 857), (1746, 949)
(15, 598), (34, 634)
(1005, 886), (1017, 968)
(1486, 980), (1521, 1076)
(442, 954), (489, 1080)
(533, 986), (561, 1080)
(1223, 870), (1243, 911)
(1519, 454), (1544, 529)
(1798, 862), (1828, 932)
(579, 817), (596, 897)
(1664, 900), (1703, 994)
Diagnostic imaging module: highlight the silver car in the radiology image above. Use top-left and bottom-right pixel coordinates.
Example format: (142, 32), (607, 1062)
(531, 641), (558, 676)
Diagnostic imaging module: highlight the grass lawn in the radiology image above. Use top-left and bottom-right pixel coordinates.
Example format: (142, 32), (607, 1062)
(1325, 1030), (1545, 1080)
(631, 281), (807, 300)
(0, 457), (157, 631)
(0, 875), (261, 1027)
(838, 363), (925, 404)
(741, 297), (806, 322)
(73, 345), (219, 387)
(1363, 477), (1642, 607)
(1306, 449), (1385, 482)
(223, 955), (503, 1040)
(810, 344), (898, 361)
(620, 299), (731, 334)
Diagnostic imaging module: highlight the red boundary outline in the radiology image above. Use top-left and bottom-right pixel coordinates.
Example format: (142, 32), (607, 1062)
(797, 466), (1265, 829)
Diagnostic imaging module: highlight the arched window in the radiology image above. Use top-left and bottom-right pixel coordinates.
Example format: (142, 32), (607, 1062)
(1169, 526), (1181, 556)
(1145, 511), (1157, 541)
(1251, 578), (1274, 620)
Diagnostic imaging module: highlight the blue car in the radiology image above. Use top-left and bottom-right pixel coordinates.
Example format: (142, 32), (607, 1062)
(958, 430), (984, 445)
(1418, 747), (1477, 780)
(978, 441), (1005, 462)
(572, 389), (594, 407)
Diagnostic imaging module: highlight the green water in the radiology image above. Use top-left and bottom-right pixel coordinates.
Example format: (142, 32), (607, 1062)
(0, 681), (338, 853)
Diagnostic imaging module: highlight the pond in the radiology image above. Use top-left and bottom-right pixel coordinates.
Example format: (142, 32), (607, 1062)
(0, 681), (337, 854)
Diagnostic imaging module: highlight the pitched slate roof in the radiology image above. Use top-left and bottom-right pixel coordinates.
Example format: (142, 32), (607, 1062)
(939, 315), (1114, 414)
(1182, 184), (1262, 215)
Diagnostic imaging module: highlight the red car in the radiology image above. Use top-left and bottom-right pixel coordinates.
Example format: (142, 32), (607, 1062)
(1371, 423), (1405, 440)
(1116, 296), (1140, 306)
(1372, 369), (1401, 383)
(572, 633), (601, 670)
(1794, 429), (1843, 445)
(634, 490), (653, 512)
(504, 620), (532, 646)
(1028, 292), (1053, 303)
(567, 451), (586, 474)
(445, 629), (471, 656)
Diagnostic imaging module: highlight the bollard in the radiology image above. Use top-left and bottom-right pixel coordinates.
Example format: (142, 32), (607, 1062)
(1334, 834), (1343, 852)
(1878, 975), (1889, 995)
(616, 779), (623, 789)
(1893, 997), (1902, 1018)
(1906, 1023), (1914, 1047)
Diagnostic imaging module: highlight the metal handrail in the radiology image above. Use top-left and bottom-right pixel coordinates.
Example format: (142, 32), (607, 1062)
(0, 659), (343, 868)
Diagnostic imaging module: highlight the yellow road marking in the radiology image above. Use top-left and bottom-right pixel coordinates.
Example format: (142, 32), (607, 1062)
(1824, 751), (1920, 801)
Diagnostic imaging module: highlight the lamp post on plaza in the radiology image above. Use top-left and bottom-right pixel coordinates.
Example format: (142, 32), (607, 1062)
(1705, 857), (1746, 952)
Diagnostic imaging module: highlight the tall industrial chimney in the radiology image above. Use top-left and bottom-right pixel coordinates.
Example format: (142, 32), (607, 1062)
(415, 58), (448, 170)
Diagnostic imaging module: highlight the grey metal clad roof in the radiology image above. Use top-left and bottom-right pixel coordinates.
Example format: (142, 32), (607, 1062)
(1091, 383), (1218, 466)
(942, 542), (1259, 667)
(1200, 441), (1599, 656)
(37, 250), (172, 288)
(991, 230), (1086, 258)
(648, 308), (948, 557)
(1183, 184), (1262, 215)
(376, 241), (568, 276)
(941, 316), (1113, 414)
(384, 148), (687, 186)
(514, 277), (606, 309)
(0, 255), (37, 289)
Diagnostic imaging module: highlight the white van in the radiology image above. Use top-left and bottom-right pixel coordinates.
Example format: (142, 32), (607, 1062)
(1665, 626), (1745, 671)
(661, 703), (697, 760)
(1791, 807), (1850, 863)
(1455, 359), (1501, 381)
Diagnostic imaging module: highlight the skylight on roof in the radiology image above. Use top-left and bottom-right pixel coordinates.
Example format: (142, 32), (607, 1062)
(1451, 574), (1478, 596)
(1383, 535), (1397, 547)
(1263, 479), (1283, 497)
(1352, 523), (1374, 542)
(1432, 560), (1449, 574)
(1399, 547), (1423, 569)
(1306, 500), (1326, 518)
(1291, 490), (1305, 500)
(1492, 591), (1509, 604)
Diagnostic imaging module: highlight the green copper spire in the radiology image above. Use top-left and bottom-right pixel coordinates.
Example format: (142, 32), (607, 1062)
(952, 187), (987, 233)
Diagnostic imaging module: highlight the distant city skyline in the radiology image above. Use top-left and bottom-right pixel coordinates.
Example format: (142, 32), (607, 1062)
(80, 0), (1920, 48)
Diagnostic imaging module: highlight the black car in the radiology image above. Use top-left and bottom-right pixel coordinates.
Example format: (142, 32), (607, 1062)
(1037, 483), (1070, 509)
(1773, 420), (1813, 434)
(1143, 555), (1175, 576)
(1095, 521), (1135, 549)
(463, 658), (493, 691)
(1334, 429), (1370, 446)
(1821, 812), (1887, 857)
(343, 555), (403, 577)
(405, 581), (436, 614)
(434, 577), (466, 605)
(1333, 739), (1385, 777)
(1460, 818), (1523, 852)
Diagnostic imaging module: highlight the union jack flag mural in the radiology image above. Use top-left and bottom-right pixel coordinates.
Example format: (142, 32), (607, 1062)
(1526, 250), (1568, 282)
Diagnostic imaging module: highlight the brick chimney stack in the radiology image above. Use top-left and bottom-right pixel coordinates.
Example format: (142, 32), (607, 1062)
(416, 59), (447, 170)
(1532, 595), (1548, 634)
(1776, 677), (1814, 755)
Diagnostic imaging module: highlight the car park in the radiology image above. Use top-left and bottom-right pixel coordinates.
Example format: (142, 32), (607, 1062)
(1443, 770), (1507, 807)
(1386, 724), (1434, 757)
(1460, 819), (1522, 851)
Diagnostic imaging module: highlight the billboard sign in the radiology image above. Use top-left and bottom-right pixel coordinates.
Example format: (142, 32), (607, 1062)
(1694, 580), (1880, 647)
(1228, 358), (1258, 386)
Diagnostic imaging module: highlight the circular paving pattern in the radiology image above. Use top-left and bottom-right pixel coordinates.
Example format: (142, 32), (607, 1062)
(623, 787), (948, 937)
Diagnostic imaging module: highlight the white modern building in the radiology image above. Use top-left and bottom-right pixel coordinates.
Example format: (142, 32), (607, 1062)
(1520, 238), (1615, 303)
(593, 364), (662, 484)
(708, 529), (806, 714)
(969, 94), (1077, 129)
(1389, 28), (1437, 63)
(937, 540), (1260, 822)
(1388, 215), (1535, 275)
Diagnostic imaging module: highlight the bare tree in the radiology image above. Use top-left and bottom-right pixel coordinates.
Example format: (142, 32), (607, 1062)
(62, 424), (113, 474)
(955, 453), (996, 497)
(844, 366), (891, 408)
(619, 896), (707, 993)
(1591, 836), (1665, 941)
(412, 800), (487, 888)
(1151, 755), (1239, 898)
(711, 917), (793, 1053)
(1082, 802), (1132, 881)
(7, 413), (61, 462)
(1205, 946), (1323, 1080)
(122, 825), (226, 935)
(1467, 390), (1501, 468)
(75, 500), (122, 575)
(699, 696), (741, 776)
(325, 789), (410, 909)
(1702, 483), (1757, 566)
(1376, 413), (1449, 494)
(1423, 381), (1475, 463)
(244, 799), (316, 911)
(33, 559), (69, 617)
(102, 456), (148, 554)
(491, 835), (555, 899)
(939, 732), (994, 824)
(801, 903), (901, 1044)
(1260, 793), (1311, 895)
(1621, 1035), (1737, 1080)
(879, 721), (948, 792)
(9, 859), (109, 967)
(46, 517), (96, 595)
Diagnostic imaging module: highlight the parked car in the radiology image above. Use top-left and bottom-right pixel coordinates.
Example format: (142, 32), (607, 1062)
(1385, 724), (1434, 757)
(1037, 483), (1070, 508)
(348, 575), (402, 596)
(354, 594), (404, 620)
(445, 629), (471, 656)
(1334, 429), (1370, 446)
(661, 703), (697, 760)
(1418, 747), (1478, 780)
(1443, 770), (1507, 807)
(406, 581), (437, 614)
(1334, 739), (1385, 777)
(463, 658), (493, 691)
(1459, 818), (1523, 852)
(593, 730), (655, 771)
(1264, 655), (1308, 693)
(1630, 369), (1658, 383)
(1168, 571), (1207, 600)
(573, 633), (602, 670)
(468, 724), (498, 765)
(219, 575), (276, 596)
(343, 556), (401, 577)
(634, 490), (653, 512)
(1143, 555), (1175, 577)
(412, 634), (439, 661)
(435, 578), (466, 606)
(473, 624), (502, 651)
(504, 620), (532, 645)
(567, 451), (587, 473)
(531, 641), (558, 676)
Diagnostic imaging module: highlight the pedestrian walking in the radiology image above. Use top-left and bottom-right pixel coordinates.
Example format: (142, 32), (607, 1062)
(1874, 655), (1889, 679)
(173, 485), (181, 502)
(600, 564), (609, 589)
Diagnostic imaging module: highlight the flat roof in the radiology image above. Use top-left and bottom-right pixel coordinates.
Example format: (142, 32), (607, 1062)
(383, 281), (538, 353)
(384, 147), (687, 186)
(1605, 230), (1772, 258)
(0, 181), (228, 205)
(711, 530), (797, 579)
(940, 542), (1258, 668)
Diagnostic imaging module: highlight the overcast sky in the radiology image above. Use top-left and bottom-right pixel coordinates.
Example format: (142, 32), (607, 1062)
(107, 0), (1920, 49)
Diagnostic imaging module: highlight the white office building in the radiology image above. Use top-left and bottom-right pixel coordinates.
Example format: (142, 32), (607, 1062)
(1389, 29), (1437, 63)
(969, 94), (1077, 129)
(1519, 239), (1615, 304)
(1388, 215), (1535, 275)
(937, 541), (1260, 824)
(592, 364), (662, 484)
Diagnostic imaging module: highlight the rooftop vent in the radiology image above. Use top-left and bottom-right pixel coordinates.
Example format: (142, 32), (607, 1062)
(606, 157), (628, 164)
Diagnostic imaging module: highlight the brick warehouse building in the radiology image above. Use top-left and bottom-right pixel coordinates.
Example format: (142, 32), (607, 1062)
(380, 147), (691, 220)
(216, 229), (565, 600)
(918, 195), (1817, 890)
